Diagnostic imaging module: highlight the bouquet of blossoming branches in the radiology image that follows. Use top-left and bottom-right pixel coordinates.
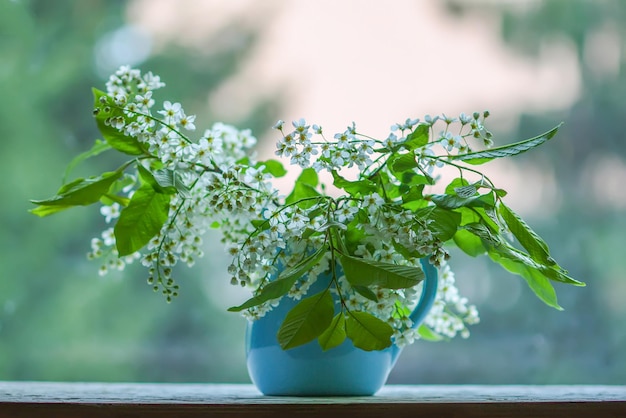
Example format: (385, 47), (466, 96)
(31, 66), (584, 352)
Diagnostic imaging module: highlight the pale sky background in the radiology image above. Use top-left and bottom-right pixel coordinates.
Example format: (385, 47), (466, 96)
(121, 0), (584, 218)
(128, 0), (581, 136)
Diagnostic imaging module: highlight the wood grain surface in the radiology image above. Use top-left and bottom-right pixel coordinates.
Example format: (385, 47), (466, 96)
(0, 382), (624, 417)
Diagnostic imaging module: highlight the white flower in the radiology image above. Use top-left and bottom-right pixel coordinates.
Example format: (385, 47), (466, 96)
(401, 118), (419, 130)
(440, 132), (461, 152)
(288, 210), (308, 230)
(424, 114), (440, 125)
(382, 133), (401, 149)
(98, 264), (108, 276)
(135, 91), (154, 110)
(141, 71), (165, 91)
(356, 139), (375, 155)
(291, 152), (311, 168)
(459, 112), (472, 125)
(292, 118), (309, 133)
(334, 204), (358, 223)
(100, 203), (121, 223)
(334, 131), (353, 149)
(441, 113), (457, 124)
(158, 101), (182, 124)
(275, 134), (297, 157)
(268, 219), (286, 240)
(101, 228), (116, 247)
(179, 113), (196, 131)
(362, 193), (384, 214)
(243, 166), (270, 189)
(113, 93), (127, 106)
(319, 142), (332, 158)
(329, 148), (350, 168)
(272, 120), (285, 130)
(418, 148), (443, 174)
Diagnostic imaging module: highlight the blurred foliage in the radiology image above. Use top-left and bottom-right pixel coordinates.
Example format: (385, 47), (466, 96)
(0, 0), (278, 382)
(2, 0), (625, 384)
(391, 0), (626, 384)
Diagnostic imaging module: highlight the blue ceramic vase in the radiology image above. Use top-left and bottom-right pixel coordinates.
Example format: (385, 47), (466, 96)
(245, 258), (439, 396)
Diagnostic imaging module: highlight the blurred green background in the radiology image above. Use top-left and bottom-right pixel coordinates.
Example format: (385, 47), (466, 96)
(1, 0), (624, 384)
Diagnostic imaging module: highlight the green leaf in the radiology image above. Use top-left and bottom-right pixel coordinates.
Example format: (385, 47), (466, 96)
(499, 202), (555, 266)
(137, 165), (186, 196)
(331, 171), (377, 196)
(453, 123), (562, 165)
(495, 188), (508, 198)
(63, 140), (112, 183)
(462, 222), (502, 247)
(497, 244), (583, 286)
(113, 183), (171, 256)
(417, 207), (462, 241)
(228, 247), (326, 312)
(453, 229), (487, 257)
(278, 290), (335, 350)
(285, 168), (320, 208)
(352, 285), (378, 302)
(455, 206), (481, 225)
(488, 239), (584, 309)
(251, 219), (270, 230)
(488, 247), (562, 310)
(345, 311), (394, 351)
(318, 313), (347, 351)
(403, 124), (430, 150)
(29, 204), (73, 217)
(344, 211), (368, 253)
(154, 169), (190, 196)
(93, 88), (145, 156)
(297, 167), (319, 187)
(474, 206), (501, 233)
(101, 194), (130, 207)
(401, 184), (425, 210)
(236, 156), (251, 166)
(541, 265), (584, 286)
(444, 177), (470, 195)
(109, 173), (136, 192)
(285, 183), (320, 208)
(31, 170), (124, 214)
(430, 193), (492, 210)
(338, 254), (424, 289)
(401, 171), (433, 186)
(374, 171), (399, 200)
(100, 175), (136, 206)
(393, 300), (411, 318)
(417, 324), (443, 342)
(392, 240), (423, 260)
(390, 152), (418, 174)
(454, 184), (478, 198)
(477, 193), (496, 206)
(137, 165), (176, 195)
(257, 159), (287, 178)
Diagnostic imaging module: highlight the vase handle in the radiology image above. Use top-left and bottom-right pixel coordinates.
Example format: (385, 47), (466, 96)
(408, 258), (439, 328)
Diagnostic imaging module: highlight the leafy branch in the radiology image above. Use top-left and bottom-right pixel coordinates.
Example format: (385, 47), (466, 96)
(30, 66), (583, 352)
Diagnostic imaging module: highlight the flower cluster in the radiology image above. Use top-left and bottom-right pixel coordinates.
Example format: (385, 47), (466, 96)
(87, 66), (272, 298)
(33, 65), (581, 352)
(90, 66), (481, 343)
(273, 112), (493, 174)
